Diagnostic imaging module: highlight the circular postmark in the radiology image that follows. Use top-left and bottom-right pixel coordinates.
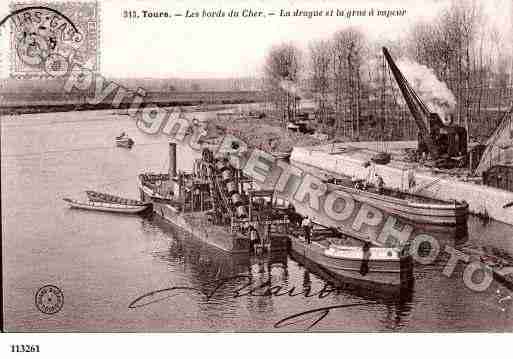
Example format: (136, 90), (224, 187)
(35, 285), (64, 315)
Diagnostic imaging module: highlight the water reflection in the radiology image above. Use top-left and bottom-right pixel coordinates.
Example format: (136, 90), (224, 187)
(146, 211), (415, 330)
(145, 215), (293, 323)
(289, 251), (414, 330)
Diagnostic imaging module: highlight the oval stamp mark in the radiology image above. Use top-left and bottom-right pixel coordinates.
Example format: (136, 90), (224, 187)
(35, 284), (64, 314)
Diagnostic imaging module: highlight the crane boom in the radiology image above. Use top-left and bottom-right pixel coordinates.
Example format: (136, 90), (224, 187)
(382, 47), (440, 159)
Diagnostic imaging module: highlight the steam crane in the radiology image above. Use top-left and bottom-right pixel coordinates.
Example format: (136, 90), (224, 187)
(382, 47), (467, 167)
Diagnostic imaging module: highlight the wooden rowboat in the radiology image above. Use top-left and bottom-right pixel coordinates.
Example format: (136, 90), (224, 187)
(86, 190), (148, 206)
(63, 198), (151, 214)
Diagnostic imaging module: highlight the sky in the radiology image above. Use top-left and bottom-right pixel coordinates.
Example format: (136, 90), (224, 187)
(0, 0), (511, 79)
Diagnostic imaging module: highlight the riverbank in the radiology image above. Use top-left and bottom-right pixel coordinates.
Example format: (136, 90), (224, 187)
(209, 115), (336, 152)
(0, 91), (262, 116)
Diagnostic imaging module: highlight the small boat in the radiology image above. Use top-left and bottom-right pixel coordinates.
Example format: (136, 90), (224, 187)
(116, 137), (134, 149)
(289, 235), (413, 288)
(63, 198), (151, 214)
(86, 190), (148, 206)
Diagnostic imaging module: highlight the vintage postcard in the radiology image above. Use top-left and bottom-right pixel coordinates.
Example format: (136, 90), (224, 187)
(1, 0), (513, 347)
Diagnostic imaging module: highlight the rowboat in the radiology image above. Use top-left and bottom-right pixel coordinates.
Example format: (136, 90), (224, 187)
(289, 235), (413, 289)
(86, 190), (148, 206)
(116, 137), (134, 149)
(63, 198), (151, 214)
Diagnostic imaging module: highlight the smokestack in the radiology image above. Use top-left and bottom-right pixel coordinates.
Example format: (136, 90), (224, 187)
(169, 142), (177, 178)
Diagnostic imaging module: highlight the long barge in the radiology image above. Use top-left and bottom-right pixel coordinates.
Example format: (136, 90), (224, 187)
(325, 181), (468, 226)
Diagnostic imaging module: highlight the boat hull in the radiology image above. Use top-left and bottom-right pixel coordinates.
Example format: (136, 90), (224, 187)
(65, 199), (150, 214)
(289, 236), (413, 288)
(86, 190), (147, 206)
(327, 183), (468, 226)
(116, 138), (134, 148)
(139, 183), (251, 254)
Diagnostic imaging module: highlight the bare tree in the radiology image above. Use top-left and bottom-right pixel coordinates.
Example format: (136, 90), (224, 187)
(309, 39), (331, 129)
(263, 43), (302, 127)
(332, 27), (366, 139)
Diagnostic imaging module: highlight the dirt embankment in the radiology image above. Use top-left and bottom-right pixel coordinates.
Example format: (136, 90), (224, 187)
(207, 116), (334, 153)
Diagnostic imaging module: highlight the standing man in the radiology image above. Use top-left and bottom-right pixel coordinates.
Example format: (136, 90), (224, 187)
(301, 216), (312, 244)
(248, 224), (260, 249)
(375, 174), (385, 194)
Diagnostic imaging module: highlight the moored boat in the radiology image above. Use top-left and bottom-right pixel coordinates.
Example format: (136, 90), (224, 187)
(86, 190), (148, 206)
(289, 235), (413, 288)
(63, 198), (151, 214)
(324, 179), (468, 226)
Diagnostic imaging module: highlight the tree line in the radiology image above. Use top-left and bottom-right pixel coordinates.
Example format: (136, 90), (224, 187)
(263, 0), (513, 142)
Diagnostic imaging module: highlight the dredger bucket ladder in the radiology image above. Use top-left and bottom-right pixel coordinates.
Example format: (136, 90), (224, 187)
(202, 161), (235, 221)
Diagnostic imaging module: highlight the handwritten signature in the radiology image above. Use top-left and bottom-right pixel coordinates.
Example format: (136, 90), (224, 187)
(129, 275), (376, 330)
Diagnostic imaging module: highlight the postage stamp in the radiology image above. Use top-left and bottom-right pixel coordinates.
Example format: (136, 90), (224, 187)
(6, 1), (99, 79)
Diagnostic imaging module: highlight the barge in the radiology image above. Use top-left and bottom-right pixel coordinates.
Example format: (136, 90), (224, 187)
(289, 234), (413, 289)
(325, 180), (469, 226)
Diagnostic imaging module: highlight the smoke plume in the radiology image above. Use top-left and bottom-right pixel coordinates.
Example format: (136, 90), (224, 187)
(396, 58), (456, 123)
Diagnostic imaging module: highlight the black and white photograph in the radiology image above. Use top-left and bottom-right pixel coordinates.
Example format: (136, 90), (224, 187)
(1, 0), (513, 351)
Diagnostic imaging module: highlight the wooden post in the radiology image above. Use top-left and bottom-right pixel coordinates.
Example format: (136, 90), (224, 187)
(169, 142), (177, 178)
(248, 191), (253, 222)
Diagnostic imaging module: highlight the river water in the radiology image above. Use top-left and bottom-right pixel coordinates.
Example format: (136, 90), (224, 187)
(2, 109), (513, 332)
